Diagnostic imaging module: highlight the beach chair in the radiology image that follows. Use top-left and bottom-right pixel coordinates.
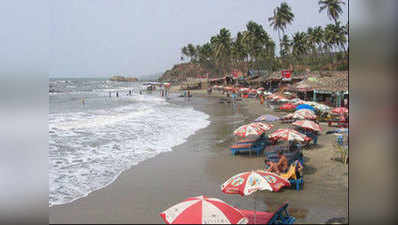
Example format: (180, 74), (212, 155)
(230, 136), (267, 156)
(264, 146), (304, 191)
(238, 202), (296, 224)
(279, 162), (304, 191)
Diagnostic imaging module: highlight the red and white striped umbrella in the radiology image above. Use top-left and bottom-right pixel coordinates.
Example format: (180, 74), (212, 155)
(240, 88), (250, 93)
(233, 123), (269, 137)
(293, 109), (317, 120)
(160, 195), (248, 224)
(331, 107), (348, 115)
(292, 120), (322, 132)
(250, 122), (273, 132)
(221, 170), (291, 196)
(268, 128), (309, 142)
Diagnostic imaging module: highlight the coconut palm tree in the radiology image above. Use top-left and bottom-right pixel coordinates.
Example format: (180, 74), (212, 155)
(280, 34), (291, 56)
(268, 2), (294, 58)
(181, 46), (189, 62)
(210, 28), (232, 75)
(319, 0), (345, 25)
(187, 44), (197, 62)
(312, 26), (324, 54)
(268, 2), (295, 41)
(242, 21), (274, 72)
(291, 32), (308, 64)
(231, 31), (248, 72)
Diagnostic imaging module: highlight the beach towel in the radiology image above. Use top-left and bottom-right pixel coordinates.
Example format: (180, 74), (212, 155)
(280, 163), (298, 180)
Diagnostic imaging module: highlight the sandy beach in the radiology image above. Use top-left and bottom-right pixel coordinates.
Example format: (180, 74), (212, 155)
(50, 90), (348, 224)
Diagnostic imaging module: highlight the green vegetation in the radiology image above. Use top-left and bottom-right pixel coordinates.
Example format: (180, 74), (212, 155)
(177, 1), (347, 78)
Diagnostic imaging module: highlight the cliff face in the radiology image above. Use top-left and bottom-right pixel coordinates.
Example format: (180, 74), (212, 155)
(109, 76), (138, 82)
(159, 63), (211, 82)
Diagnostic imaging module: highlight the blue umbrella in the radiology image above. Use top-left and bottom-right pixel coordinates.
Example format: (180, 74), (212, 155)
(295, 104), (315, 112)
(254, 114), (280, 122)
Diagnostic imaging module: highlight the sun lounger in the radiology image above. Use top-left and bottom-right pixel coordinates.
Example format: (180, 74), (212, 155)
(328, 120), (348, 128)
(238, 202), (295, 224)
(264, 146), (304, 191)
(279, 162), (304, 191)
(230, 136), (267, 156)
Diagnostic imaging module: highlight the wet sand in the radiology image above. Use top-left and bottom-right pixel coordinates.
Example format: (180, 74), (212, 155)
(50, 90), (348, 224)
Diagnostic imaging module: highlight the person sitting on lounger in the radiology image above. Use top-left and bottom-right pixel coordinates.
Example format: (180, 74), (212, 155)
(264, 158), (278, 173)
(277, 151), (289, 173)
(265, 152), (288, 174)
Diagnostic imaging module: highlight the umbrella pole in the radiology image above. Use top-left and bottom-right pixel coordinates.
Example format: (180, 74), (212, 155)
(254, 194), (257, 224)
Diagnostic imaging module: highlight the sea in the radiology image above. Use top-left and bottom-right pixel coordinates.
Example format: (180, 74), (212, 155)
(49, 78), (210, 207)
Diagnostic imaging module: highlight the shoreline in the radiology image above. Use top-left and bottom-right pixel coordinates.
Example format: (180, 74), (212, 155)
(50, 90), (347, 224)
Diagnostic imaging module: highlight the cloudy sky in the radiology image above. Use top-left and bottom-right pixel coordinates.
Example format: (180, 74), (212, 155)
(50, 0), (348, 77)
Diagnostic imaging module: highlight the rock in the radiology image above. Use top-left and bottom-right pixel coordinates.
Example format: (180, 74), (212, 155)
(109, 76), (138, 82)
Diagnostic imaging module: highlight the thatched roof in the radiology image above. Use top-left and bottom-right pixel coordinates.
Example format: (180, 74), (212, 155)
(289, 72), (348, 92)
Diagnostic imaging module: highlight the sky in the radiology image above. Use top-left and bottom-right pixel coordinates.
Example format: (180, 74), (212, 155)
(50, 0), (348, 78)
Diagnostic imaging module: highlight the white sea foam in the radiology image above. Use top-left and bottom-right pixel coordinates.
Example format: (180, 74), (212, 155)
(49, 94), (210, 206)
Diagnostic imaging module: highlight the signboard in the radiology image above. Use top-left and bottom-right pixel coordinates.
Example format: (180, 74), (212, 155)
(281, 70), (291, 81)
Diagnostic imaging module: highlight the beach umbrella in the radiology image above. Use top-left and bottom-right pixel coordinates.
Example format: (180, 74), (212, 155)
(263, 91), (272, 96)
(249, 89), (257, 94)
(308, 102), (330, 112)
(277, 98), (289, 103)
(233, 123), (267, 137)
(292, 120), (322, 132)
(266, 94), (277, 100)
(160, 195), (248, 224)
(221, 170), (291, 195)
(254, 114), (280, 122)
(221, 170), (291, 224)
(281, 113), (294, 120)
(279, 103), (296, 111)
(240, 88), (249, 93)
(250, 122), (273, 131)
(293, 109), (317, 120)
(331, 107), (348, 115)
(283, 91), (292, 95)
(268, 128), (310, 142)
(295, 104), (315, 112)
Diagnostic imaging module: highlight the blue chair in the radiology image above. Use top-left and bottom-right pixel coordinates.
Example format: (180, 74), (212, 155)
(230, 136), (267, 156)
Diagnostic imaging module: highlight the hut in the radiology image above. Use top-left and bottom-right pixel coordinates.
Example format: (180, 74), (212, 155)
(289, 72), (348, 107)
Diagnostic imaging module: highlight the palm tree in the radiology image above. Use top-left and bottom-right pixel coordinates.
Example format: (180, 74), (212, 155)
(312, 26), (324, 54)
(231, 31), (248, 72)
(242, 21), (273, 72)
(210, 28), (232, 75)
(291, 32), (308, 64)
(181, 46), (189, 62)
(319, 0), (345, 25)
(268, 2), (294, 56)
(279, 34), (291, 67)
(187, 44), (197, 62)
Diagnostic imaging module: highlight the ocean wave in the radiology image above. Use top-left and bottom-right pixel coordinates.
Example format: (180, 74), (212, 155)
(49, 97), (210, 206)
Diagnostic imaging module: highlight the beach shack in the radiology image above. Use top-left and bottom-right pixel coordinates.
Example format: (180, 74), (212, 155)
(311, 73), (348, 107)
(181, 77), (208, 90)
(288, 72), (348, 107)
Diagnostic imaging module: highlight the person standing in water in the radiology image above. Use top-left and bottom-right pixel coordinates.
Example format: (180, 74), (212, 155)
(116, 92), (119, 98)
(81, 97), (85, 105)
(109, 91), (111, 98)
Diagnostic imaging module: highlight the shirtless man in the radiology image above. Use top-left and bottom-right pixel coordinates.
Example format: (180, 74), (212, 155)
(265, 151), (288, 174)
(277, 151), (289, 173)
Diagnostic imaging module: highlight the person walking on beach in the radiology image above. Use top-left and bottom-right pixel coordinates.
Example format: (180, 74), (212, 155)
(116, 92), (119, 98)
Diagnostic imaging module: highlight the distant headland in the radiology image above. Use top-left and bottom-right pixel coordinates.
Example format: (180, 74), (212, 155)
(109, 75), (139, 82)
